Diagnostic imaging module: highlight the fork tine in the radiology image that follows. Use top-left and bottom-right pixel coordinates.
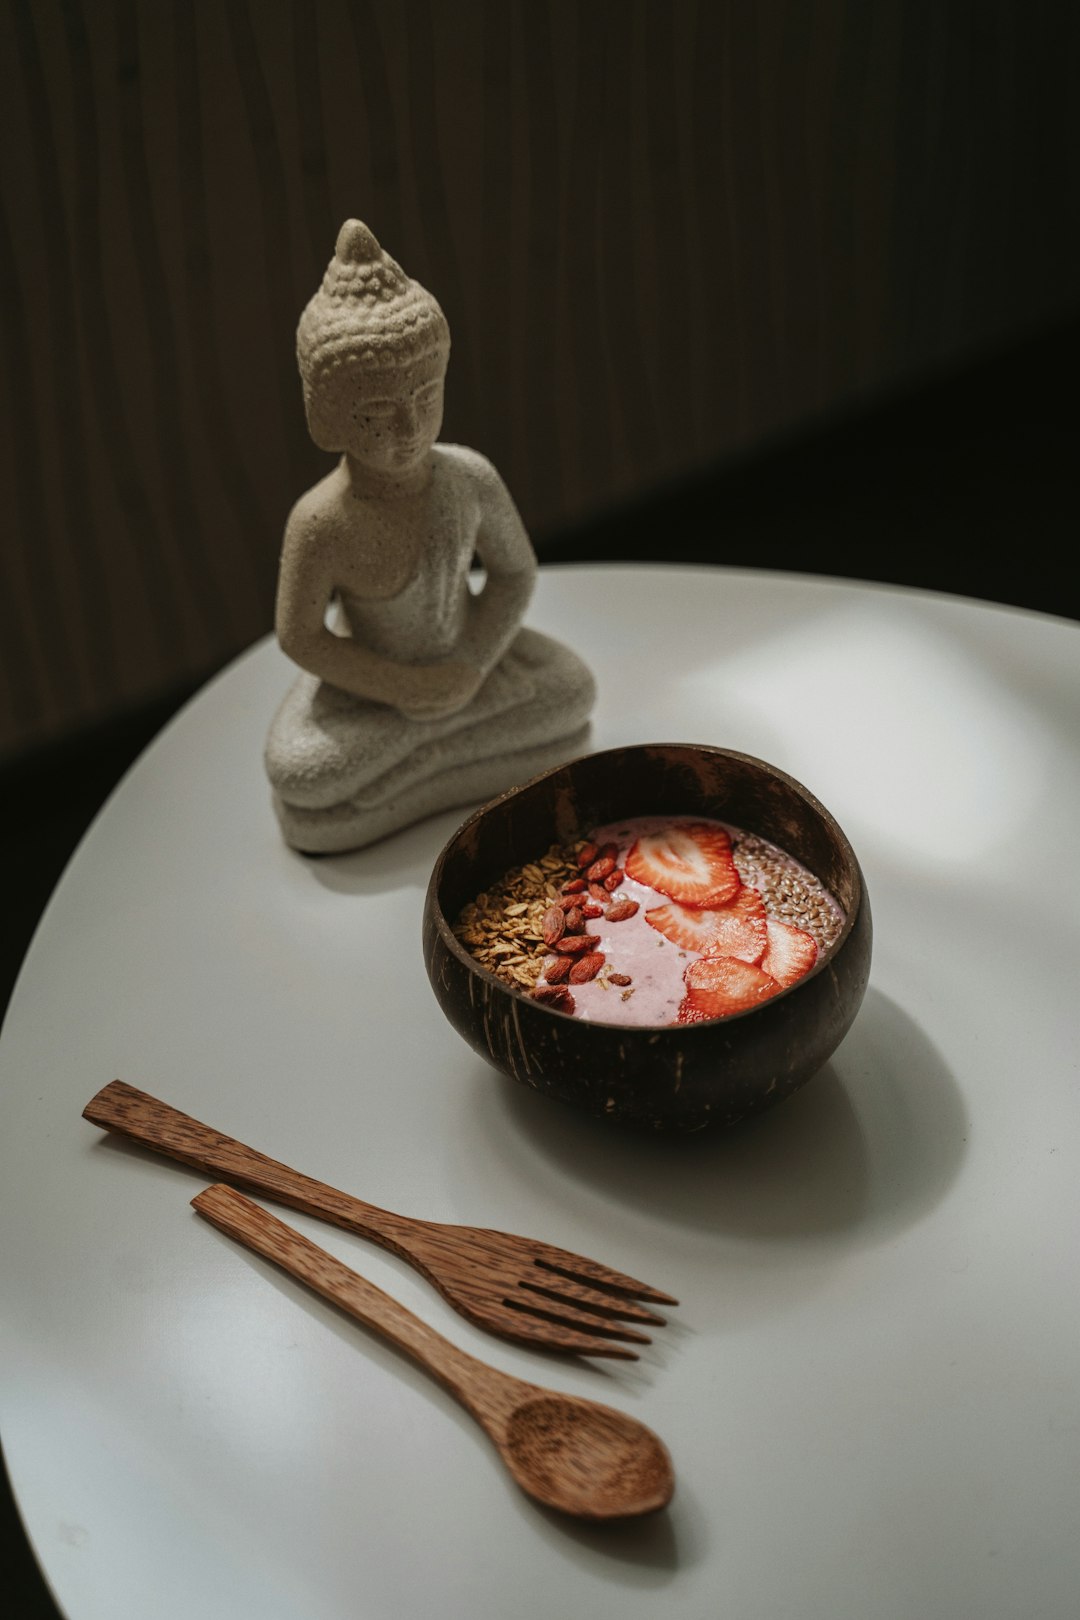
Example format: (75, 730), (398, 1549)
(503, 1295), (653, 1346)
(520, 1277), (667, 1326)
(496, 1300), (642, 1358)
(532, 1254), (678, 1307)
(544, 1337), (640, 1361)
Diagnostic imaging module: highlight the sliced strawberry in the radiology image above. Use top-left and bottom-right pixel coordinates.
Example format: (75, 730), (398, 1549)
(625, 822), (740, 908)
(676, 1000), (715, 1026)
(679, 955), (781, 1019)
(701, 887), (768, 961)
(646, 886), (767, 960)
(645, 902), (723, 953)
(760, 919), (818, 987)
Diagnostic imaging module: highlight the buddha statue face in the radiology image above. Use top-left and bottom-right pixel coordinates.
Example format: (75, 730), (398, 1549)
(303, 342), (448, 475)
(297, 220), (451, 482)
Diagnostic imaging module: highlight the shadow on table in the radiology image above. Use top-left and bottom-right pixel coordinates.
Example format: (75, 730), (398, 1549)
(290, 806), (471, 897)
(527, 1494), (687, 1579)
(478, 987), (966, 1249)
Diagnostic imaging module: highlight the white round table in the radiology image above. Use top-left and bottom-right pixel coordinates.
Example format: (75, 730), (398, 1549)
(2, 565), (1078, 1620)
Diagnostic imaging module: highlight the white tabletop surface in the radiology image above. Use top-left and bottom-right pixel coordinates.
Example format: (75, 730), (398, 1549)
(2, 564), (1079, 1620)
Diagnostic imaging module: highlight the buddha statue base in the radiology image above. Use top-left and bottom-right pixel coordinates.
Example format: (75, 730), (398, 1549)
(271, 724), (591, 855)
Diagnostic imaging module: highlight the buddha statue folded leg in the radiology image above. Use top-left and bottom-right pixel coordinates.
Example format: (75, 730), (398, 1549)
(265, 640), (538, 811)
(266, 628), (596, 853)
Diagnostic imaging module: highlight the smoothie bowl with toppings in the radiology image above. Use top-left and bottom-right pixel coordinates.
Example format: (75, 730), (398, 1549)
(422, 744), (871, 1130)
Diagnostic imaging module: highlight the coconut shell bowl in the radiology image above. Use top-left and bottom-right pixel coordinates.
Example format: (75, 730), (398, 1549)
(422, 743), (872, 1132)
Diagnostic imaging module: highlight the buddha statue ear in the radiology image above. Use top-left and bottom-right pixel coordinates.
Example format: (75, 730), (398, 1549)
(302, 378), (345, 454)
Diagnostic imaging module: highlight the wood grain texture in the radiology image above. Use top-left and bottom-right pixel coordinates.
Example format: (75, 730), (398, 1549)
(2, 0), (1078, 756)
(83, 1079), (676, 1356)
(191, 1182), (675, 1518)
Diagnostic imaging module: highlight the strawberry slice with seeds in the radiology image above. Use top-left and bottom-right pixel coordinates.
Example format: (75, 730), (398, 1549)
(646, 886), (767, 960)
(702, 887), (768, 961)
(644, 902), (719, 953)
(760, 919), (818, 987)
(625, 822), (740, 909)
(675, 1001), (714, 1026)
(678, 955), (781, 1021)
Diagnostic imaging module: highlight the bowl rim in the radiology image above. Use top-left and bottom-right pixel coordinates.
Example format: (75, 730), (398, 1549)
(427, 741), (865, 1032)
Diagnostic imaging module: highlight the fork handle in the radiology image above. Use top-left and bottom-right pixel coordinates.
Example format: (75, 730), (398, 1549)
(192, 1183), (521, 1430)
(83, 1081), (418, 1256)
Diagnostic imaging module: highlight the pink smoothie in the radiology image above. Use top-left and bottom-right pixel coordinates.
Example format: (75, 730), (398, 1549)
(538, 815), (844, 1027)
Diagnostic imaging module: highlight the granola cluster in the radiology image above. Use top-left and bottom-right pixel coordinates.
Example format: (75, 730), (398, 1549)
(453, 837), (643, 1015)
(452, 843), (583, 992)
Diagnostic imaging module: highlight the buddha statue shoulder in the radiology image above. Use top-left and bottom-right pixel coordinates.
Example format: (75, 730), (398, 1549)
(265, 219), (596, 853)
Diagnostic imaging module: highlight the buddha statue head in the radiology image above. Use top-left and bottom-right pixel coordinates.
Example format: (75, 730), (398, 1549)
(297, 220), (451, 479)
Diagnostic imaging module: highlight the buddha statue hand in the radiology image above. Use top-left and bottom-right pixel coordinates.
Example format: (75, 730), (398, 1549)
(394, 658), (483, 721)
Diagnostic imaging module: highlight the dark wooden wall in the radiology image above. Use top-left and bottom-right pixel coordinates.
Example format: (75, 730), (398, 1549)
(2, 0), (1078, 758)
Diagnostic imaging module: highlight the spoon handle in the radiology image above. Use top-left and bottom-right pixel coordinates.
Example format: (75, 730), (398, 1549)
(85, 1081), (419, 1251)
(191, 1182), (521, 1428)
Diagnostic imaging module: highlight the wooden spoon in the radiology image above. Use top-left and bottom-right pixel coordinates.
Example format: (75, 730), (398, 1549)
(193, 1183), (675, 1520)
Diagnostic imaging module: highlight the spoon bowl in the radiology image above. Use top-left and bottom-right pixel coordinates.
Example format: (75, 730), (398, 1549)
(502, 1394), (674, 1519)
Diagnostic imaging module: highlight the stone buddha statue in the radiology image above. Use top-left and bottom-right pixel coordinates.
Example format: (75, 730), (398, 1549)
(265, 220), (596, 853)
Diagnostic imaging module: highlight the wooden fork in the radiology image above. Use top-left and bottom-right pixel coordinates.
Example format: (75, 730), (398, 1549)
(84, 1081), (677, 1359)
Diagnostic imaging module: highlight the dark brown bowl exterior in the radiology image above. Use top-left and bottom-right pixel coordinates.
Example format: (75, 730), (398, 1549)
(423, 744), (871, 1131)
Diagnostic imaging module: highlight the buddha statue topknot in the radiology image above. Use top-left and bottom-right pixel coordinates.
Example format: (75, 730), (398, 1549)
(265, 220), (596, 853)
